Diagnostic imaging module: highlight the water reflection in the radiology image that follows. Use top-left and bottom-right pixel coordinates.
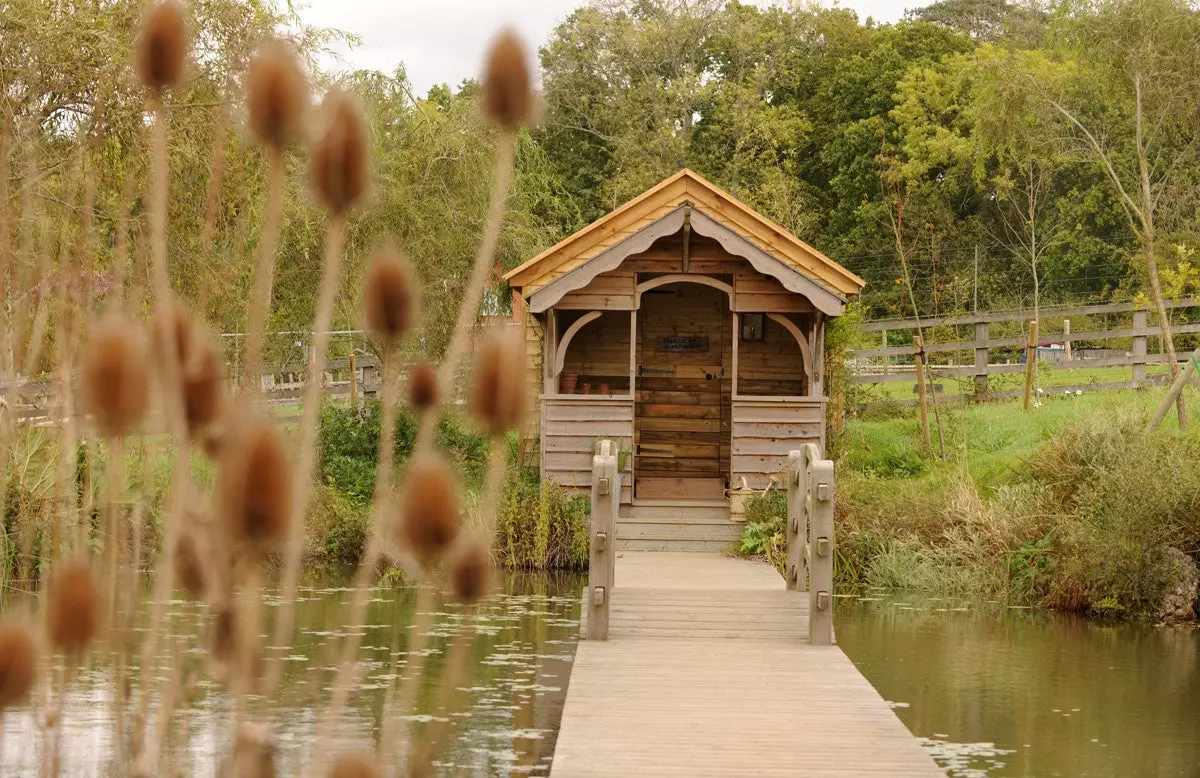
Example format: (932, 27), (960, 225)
(836, 592), (1200, 777)
(1, 571), (585, 776)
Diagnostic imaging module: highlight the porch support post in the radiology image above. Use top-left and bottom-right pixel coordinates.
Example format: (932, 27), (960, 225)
(731, 312), (739, 397)
(629, 309), (637, 397)
(544, 308), (557, 395)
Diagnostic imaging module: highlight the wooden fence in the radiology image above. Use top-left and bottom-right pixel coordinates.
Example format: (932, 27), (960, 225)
(852, 297), (1200, 404)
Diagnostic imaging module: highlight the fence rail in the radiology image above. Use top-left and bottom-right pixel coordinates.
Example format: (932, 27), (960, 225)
(853, 298), (1200, 403)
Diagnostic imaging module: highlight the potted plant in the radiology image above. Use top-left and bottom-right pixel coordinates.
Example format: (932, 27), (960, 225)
(559, 371), (578, 394)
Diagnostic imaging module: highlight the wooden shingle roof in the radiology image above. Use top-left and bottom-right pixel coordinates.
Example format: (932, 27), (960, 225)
(503, 169), (865, 297)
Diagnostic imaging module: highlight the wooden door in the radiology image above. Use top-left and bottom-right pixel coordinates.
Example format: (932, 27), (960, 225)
(634, 282), (731, 500)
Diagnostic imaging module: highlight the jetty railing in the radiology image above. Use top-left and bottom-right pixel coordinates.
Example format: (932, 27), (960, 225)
(786, 443), (835, 645)
(587, 439), (619, 640)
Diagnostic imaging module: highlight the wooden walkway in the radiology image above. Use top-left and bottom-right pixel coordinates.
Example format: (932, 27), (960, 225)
(552, 553), (943, 777)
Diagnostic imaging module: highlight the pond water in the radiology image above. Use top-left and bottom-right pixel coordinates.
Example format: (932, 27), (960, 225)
(1, 571), (586, 776)
(835, 592), (1200, 777)
(6, 576), (1199, 776)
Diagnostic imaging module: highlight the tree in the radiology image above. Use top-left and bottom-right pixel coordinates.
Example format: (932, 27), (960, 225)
(1044, 0), (1200, 426)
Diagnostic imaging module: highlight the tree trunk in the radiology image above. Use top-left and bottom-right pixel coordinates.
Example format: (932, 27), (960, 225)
(1144, 232), (1187, 427)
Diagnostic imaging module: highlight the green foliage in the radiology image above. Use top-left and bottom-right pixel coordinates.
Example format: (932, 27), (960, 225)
(839, 389), (1200, 619)
(496, 471), (590, 570)
(738, 490), (787, 571)
(317, 400), (490, 501)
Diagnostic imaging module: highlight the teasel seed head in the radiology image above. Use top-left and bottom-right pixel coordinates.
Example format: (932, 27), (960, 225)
(309, 88), (368, 215)
(172, 530), (207, 599)
(328, 753), (380, 778)
(80, 313), (150, 438)
(408, 362), (439, 411)
(135, 0), (188, 94)
(450, 538), (492, 604)
(470, 326), (525, 435)
(46, 561), (99, 654)
(218, 416), (292, 556)
(0, 621), (36, 709)
(363, 244), (417, 344)
(396, 455), (461, 566)
(152, 300), (225, 439)
(181, 327), (224, 437)
(482, 30), (533, 132)
(231, 722), (278, 778)
(247, 39), (309, 150)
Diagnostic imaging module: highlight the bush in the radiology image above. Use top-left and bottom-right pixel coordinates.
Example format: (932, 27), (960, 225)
(496, 470), (589, 570)
(739, 489), (787, 572)
(317, 400), (490, 500)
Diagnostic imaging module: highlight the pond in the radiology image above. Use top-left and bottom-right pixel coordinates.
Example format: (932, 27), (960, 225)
(1, 571), (586, 776)
(836, 592), (1200, 777)
(6, 575), (1198, 776)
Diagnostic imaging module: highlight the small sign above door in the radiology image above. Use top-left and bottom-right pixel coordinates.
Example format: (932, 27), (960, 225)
(659, 335), (709, 352)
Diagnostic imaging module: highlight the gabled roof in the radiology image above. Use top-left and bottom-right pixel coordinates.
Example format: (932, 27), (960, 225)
(503, 169), (865, 298)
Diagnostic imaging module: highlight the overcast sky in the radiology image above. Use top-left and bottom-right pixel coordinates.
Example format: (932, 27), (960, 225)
(297, 0), (913, 95)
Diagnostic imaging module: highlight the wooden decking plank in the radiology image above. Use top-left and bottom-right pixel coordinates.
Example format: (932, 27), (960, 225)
(552, 552), (942, 777)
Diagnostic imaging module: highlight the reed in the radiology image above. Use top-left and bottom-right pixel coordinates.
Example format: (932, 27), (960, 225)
(0, 6), (542, 775)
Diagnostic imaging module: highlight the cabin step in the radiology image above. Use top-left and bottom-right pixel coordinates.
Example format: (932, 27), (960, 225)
(615, 522), (743, 542)
(631, 498), (730, 507)
(614, 538), (740, 552)
(619, 505), (732, 522)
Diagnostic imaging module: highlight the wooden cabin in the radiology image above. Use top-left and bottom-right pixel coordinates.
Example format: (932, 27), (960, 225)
(505, 170), (864, 549)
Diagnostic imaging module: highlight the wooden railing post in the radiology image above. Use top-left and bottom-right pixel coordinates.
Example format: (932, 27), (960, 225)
(348, 352), (358, 405)
(785, 450), (806, 592)
(1132, 309), (1148, 387)
(588, 439), (619, 640)
(804, 443), (835, 646)
(973, 321), (989, 400)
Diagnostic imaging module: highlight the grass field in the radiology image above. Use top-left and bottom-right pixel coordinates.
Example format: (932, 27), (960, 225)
(827, 384), (1200, 618)
(854, 363), (1176, 403)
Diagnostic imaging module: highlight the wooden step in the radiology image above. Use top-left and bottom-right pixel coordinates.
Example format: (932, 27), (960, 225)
(615, 538), (739, 552)
(616, 523), (743, 542)
(620, 505), (732, 522)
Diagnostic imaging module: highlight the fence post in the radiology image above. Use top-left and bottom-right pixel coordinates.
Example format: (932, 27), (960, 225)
(588, 439), (618, 640)
(1023, 320), (1038, 411)
(973, 321), (989, 400)
(913, 336), (931, 450)
(1063, 319), (1072, 361)
(785, 450), (806, 592)
(804, 443), (835, 646)
(349, 352), (358, 405)
(1132, 310), (1148, 387)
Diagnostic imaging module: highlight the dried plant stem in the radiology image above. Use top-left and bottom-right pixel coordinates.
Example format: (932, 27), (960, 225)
(242, 148), (286, 392)
(19, 235), (55, 380)
(104, 439), (126, 619)
(419, 134), (515, 450)
(196, 103), (229, 315)
(408, 611), (478, 775)
(109, 173), (137, 313)
(306, 349), (401, 771)
(383, 585), (438, 769)
(264, 216), (347, 692)
(54, 293), (80, 558)
(133, 95), (192, 763)
(0, 116), (11, 379)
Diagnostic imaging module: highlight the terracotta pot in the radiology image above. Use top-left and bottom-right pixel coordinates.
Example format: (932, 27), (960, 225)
(597, 383), (610, 395)
(581, 382), (591, 395)
(559, 371), (578, 395)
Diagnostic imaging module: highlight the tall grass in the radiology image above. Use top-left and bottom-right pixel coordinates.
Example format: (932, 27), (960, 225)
(832, 390), (1200, 620)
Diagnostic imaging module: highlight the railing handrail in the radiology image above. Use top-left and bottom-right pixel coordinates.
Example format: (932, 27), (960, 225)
(786, 444), (835, 646)
(587, 439), (619, 640)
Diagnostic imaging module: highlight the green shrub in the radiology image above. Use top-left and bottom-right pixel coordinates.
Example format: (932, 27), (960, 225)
(317, 400), (490, 500)
(739, 489), (787, 571)
(496, 470), (589, 570)
(305, 485), (370, 566)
